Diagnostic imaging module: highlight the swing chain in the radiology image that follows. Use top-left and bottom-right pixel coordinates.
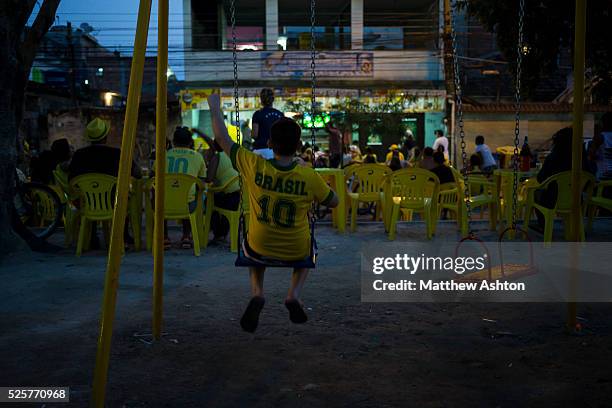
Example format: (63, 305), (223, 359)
(309, 0), (318, 224)
(230, 0), (244, 213)
(230, 0), (240, 146)
(309, 0), (317, 152)
(511, 0), (525, 229)
(449, 0), (472, 233)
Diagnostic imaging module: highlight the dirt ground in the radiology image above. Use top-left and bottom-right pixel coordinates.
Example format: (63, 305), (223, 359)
(1, 220), (612, 407)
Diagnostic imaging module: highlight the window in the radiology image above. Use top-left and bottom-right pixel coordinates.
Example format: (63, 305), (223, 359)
(279, 0), (351, 50)
(191, 1), (221, 50)
(364, 0), (439, 50)
(190, 0), (265, 51)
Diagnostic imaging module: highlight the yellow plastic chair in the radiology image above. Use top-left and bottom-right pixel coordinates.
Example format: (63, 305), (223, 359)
(385, 168), (440, 240)
(496, 146), (521, 169)
(522, 171), (595, 243)
(348, 164), (390, 232)
(438, 180), (468, 236)
(30, 187), (61, 228)
(587, 180), (612, 230)
(468, 174), (499, 230)
(70, 174), (117, 256)
(342, 163), (360, 223)
(202, 176), (240, 252)
(450, 168), (498, 231)
(53, 169), (79, 246)
(145, 174), (205, 256)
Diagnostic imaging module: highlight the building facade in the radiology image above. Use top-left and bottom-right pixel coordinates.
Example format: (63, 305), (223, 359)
(182, 0), (448, 156)
(24, 25), (181, 159)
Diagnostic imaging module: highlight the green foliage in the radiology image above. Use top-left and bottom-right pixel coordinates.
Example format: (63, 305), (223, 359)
(459, 0), (612, 103)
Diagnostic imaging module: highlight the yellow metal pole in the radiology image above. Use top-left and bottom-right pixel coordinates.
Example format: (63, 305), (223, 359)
(153, 0), (168, 340)
(91, 0), (152, 406)
(567, 0), (587, 331)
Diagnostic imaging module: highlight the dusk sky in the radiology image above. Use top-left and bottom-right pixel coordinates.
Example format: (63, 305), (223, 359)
(31, 0), (187, 78)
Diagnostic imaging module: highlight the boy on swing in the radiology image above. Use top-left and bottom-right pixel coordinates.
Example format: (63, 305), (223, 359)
(207, 93), (339, 333)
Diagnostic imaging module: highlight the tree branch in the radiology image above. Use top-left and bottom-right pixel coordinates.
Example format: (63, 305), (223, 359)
(19, 0), (61, 72)
(17, 0), (39, 31)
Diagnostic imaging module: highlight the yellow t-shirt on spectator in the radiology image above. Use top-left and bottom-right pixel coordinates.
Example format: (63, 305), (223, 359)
(385, 151), (405, 162)
(214, 152), (240, 193)
(230, 144), (333, 260)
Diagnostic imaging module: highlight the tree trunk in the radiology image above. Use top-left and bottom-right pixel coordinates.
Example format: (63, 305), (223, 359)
(0, 0), (61, 256)
(0, 10), (22, 254)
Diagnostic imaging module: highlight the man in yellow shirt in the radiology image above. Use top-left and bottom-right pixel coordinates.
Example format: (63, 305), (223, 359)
(385, 144), (405, 163)
(207, 92), (339, 333)
(165, 127), (206, 248)
(193, 130), (241, 244)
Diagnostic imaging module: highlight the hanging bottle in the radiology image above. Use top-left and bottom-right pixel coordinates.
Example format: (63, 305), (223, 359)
(519, 136), (532, 171)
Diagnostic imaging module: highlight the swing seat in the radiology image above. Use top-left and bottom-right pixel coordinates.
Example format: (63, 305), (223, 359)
(234, 214), (317, 268)
(454, 227), (537, 282)
(235, 232), (317, 269)
(454, 263), (537, 283)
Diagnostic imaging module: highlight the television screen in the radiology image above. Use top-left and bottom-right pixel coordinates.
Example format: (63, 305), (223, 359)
(302, 112), (331, 128)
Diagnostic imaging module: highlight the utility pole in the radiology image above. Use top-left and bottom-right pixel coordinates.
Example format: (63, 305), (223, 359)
(66, 22), (78, 107)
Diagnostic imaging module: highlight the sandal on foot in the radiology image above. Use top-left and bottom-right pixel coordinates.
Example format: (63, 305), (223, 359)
(285, 299), (308, 324)
(240, 296), (265, 333)
(180, 238), (193, 249)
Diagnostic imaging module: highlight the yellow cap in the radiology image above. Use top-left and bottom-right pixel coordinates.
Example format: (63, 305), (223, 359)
(389, 144), (399, 151)
(86, 118), (110, 142)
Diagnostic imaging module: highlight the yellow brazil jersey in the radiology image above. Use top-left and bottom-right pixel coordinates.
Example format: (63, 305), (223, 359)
(231, 144), (334, 261)
(166, 147), (206, 178)
(166, 147), (206, 201)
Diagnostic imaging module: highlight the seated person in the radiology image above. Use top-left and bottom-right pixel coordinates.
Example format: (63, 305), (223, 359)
(363, 147), (377, 163)
(474, 135), (497, 172)
(196, 131), (241, 244)
(469, 153), (482, 172)
(532, 127), (593, 230)
(419, 147), (436, 171)
(30, 138), (73, 185)
(342, 145), (353, 167)
(387, 150), (404, 171)
(313, 146), (328, 168)
(50, 138), (72, 188)
(348, 145), (363, 164)
(588, 113), (612, 200)
(69, 118), (142, 247)
(299, 147), (314, 167)
(385, 144), (405, 163)
(431, 151), (455, 185)
(207, 93), (339, 333)
(163, 126), (207, 249)
(588, 112), (612, 181)
(69, 118), (142, 180)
